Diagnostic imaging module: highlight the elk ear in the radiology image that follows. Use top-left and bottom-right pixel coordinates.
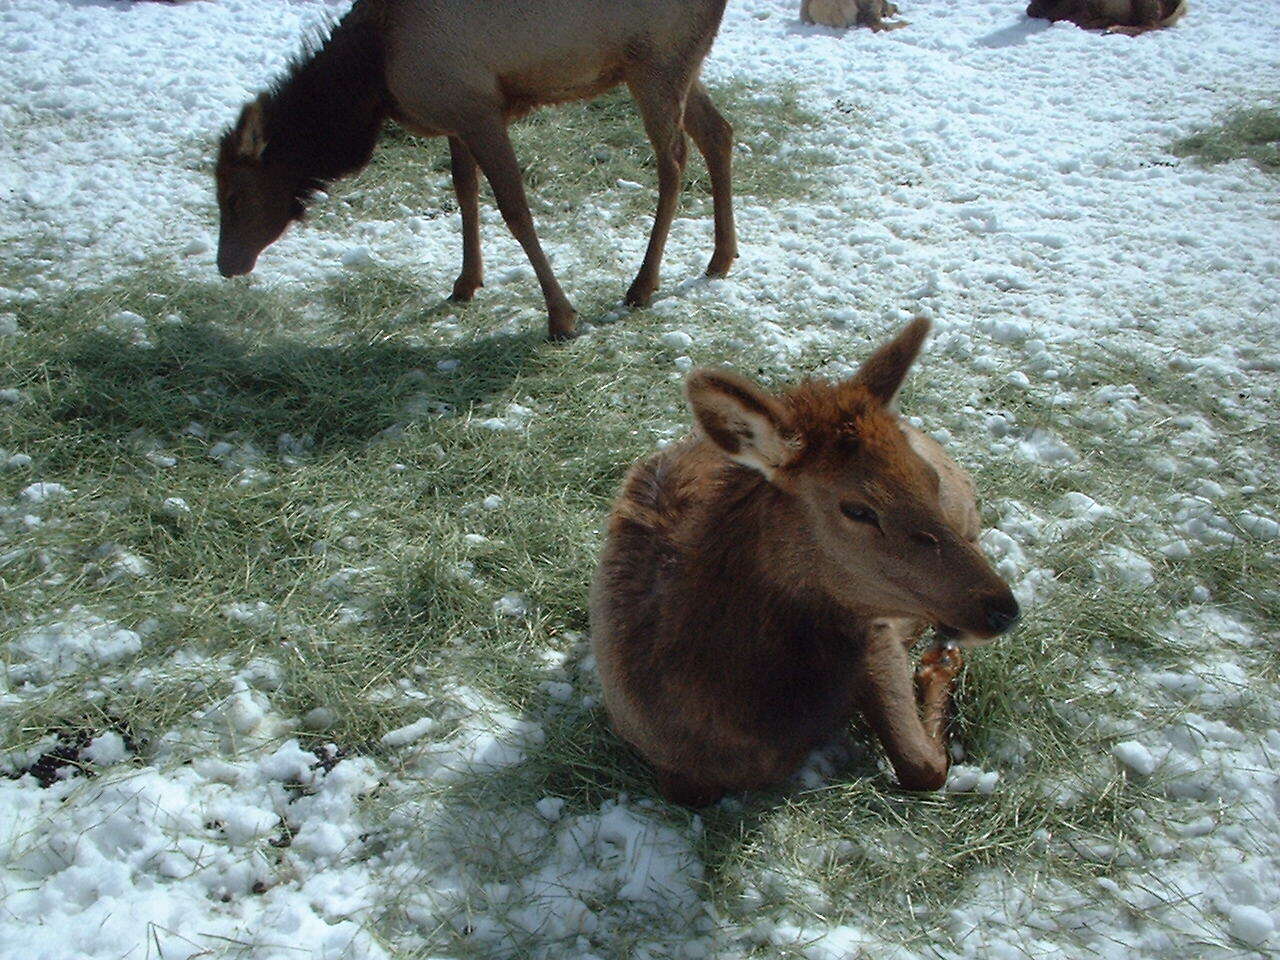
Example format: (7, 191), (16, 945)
(686, 369), (796, 478)
(235, 96), (268, 161)
(849, 316), (931, 408)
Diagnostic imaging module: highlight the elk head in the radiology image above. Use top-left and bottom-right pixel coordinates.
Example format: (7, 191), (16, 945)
(685, 317), (1020, 639)
(214, 97), (310, 277)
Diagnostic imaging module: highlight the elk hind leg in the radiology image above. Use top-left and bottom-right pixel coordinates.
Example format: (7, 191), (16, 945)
(682, 81), (737, 278)
(625, 74), (690, 308)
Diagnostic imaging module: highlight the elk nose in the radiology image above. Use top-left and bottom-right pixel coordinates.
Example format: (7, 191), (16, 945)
(983, 593), (1021, 635)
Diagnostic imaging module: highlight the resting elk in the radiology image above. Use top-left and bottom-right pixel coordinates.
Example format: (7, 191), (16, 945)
(590, 318), (1021, 806)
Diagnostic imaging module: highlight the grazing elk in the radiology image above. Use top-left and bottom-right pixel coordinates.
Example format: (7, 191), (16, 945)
(1026, 0), (1187, 35)
(590, 318), (1020, 807)
(214, 0), (739, 340)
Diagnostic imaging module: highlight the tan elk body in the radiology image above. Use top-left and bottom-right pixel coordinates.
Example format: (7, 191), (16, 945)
(800, 0), (907, 32)
(1026, 0), (1186, 34)
(590, 319), (1020, 806)
(214, 0), (738, 340)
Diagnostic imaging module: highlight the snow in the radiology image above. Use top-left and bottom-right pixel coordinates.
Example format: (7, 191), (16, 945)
(6, 608), (143, 685)
(493, 592), (528, 617)
(18, 482), (70, 503)
(2, 0), (1279, 958)
(661, 330), (694, 350)
(1227, 905), (1275, 948)
(161, 496), (192, 517)
(1112, 740), (1157, 776)
(80, 731), (129, 767)
(380, 716), (438, 747)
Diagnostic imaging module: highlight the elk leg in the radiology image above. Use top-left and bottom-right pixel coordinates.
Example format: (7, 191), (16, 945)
(857, 624), (959, 790)
(625, 78), (690, 308)
(458, 120), (578, 339)
(682, 82), (737, 279)
(447, 136), (484, 302)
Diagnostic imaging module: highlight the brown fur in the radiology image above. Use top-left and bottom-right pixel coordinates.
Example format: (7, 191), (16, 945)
(589, 318), (1020, 806)
(1026, 0), (1186, 34)
(800, 0), (907, 32)
(214, 0), (739, 340)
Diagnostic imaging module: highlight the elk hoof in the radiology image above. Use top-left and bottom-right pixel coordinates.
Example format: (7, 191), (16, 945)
(704, 254), (736, 278)
(547, 314), (580, 341)
(917, 642), (964, 686)
(625, 281), (656, 309)
(449, 277), (483, 302)
(897, 762), (948, 792)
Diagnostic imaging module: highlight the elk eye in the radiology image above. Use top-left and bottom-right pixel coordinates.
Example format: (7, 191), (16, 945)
(840, 503), (880, 528)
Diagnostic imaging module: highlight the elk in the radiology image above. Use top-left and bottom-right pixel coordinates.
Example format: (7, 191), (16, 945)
(214, 0), (738, 340)
(590, 318), (1021, 806)
(1025, 0), (1187, 35)
(800, 0), (907, 32)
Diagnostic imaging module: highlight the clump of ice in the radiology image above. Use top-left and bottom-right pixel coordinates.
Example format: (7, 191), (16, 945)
(1094, 546), (1155, 587)
(493, 593), (527, 617)
(946, 765), (1001, 794)
(381, 716), (438, 748)
(80, 731), (128, 767)
(1227, 905), (1275, 947)
(98, 309), (151, 347)
(1113, 741), (1157, 776)
(413, 706), (543, 782)
(661, 330), (693, 351)
(979, 528), (1026, 580)
(160, 496), (190, 518)
(477, 402), (535, 432)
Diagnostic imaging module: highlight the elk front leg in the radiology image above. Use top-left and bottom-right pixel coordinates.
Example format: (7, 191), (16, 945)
(447, 136), (484, 302)
(857, 623), (961, 790)
(458, 119), (578, 340)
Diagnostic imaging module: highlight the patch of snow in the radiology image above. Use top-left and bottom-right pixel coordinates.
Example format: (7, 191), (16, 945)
(18, 482), (69, 503)
(493, 592), (527, 617)
(7, 608), (142, 685)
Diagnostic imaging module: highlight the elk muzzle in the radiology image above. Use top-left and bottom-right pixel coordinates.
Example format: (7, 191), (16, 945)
(216, 240), (259, 277)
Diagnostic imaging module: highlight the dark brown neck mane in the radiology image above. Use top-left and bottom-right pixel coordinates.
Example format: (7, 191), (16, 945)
(259, 4), (390, 190)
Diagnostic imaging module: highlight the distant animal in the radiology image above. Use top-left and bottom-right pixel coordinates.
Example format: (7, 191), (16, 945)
(1026, 0), (1187, 34)
(590, 318), (1020, 806)
(800, 0), (907, 32)
(214, 0), (739, 340)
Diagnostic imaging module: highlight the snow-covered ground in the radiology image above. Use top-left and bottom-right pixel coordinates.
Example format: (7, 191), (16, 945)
(2, 0), (1279, 958)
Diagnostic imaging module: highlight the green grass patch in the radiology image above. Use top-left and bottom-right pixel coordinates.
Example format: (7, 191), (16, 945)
(1172, 105), (1280, 173)
(321, 79), (830, 231)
